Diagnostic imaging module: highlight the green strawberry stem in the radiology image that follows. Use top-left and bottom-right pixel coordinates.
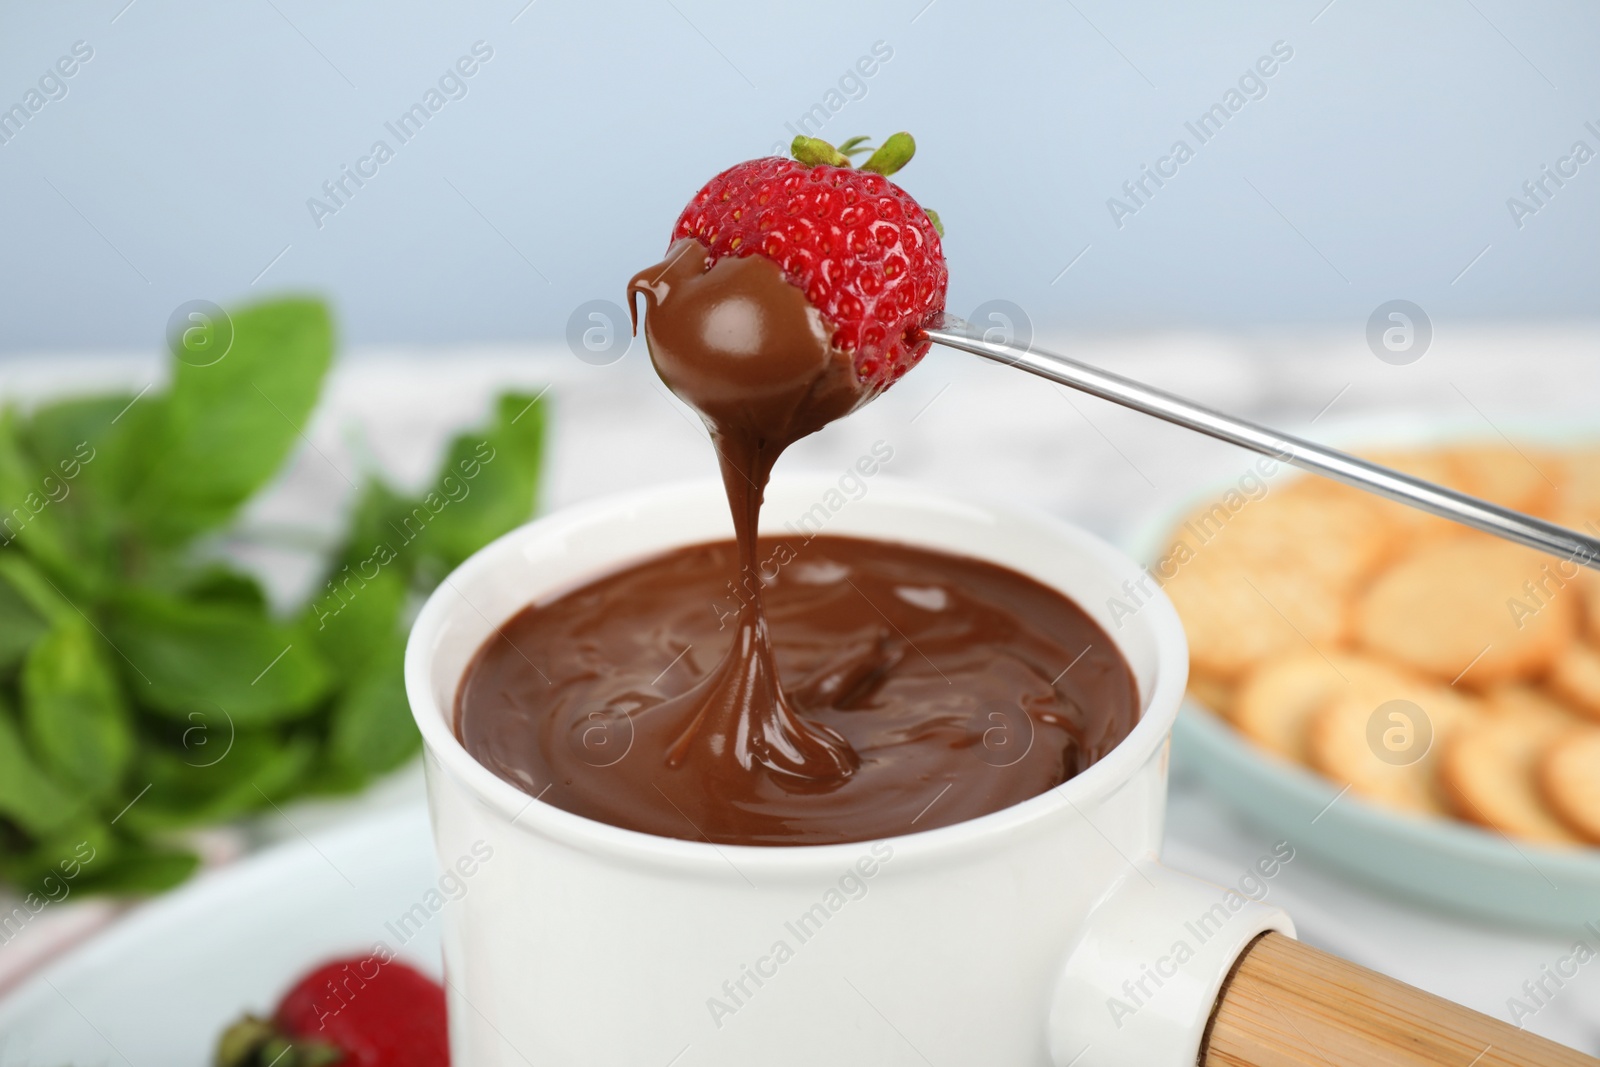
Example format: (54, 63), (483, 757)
(835, 135), (873, 158)
(790, 136), (848, 168)
(788, 132), (943, 235)
(859, 132), (915, 176)
(215, 1015), (344, 1067)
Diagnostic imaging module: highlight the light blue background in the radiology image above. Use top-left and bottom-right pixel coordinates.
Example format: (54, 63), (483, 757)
(1, 0), (1596, 355)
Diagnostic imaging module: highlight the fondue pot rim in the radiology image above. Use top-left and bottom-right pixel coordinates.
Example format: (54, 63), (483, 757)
(406, 474), (1189, 871)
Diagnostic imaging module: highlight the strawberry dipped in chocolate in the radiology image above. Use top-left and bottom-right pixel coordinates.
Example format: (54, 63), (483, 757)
(625, 133), (948, 795)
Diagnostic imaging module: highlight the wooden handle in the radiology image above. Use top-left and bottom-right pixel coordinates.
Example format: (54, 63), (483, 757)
(1203, 933), (1599, 1067)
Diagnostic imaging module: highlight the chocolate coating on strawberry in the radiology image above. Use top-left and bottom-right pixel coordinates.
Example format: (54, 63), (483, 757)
(628, 238), (866, 449)
(669, 133), (947, 392)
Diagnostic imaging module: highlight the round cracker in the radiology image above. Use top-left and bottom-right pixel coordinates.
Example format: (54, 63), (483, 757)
(1587, 571), (1600, 646)
(1274, 476), (1406, 547)
(1356, 448), (1473, 541)
(1353, 536), (1578, 686)
(1553, 446), (1600, 526)
(1307, 683), (1480, 815)
(1360, 448), (1460, 487)
(1483, 682), (1586, 728)
(1440, 715), (1584, 845)
(1565, 567), (1600, 649)
(1164, 554), (1346, 682)
(1440, 444), (1562, 516)
(1231, 651), (1417, 763)
(1186, 674), (1234, 717)
(1538, 728), (1600, 844)
(1170, 489), (1389, 591)
(1547, 642), (1600, 722)
(1546, 518), (1600, 643)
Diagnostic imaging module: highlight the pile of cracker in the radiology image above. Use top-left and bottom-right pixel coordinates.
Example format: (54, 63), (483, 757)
(1163, 443), (1600, 848)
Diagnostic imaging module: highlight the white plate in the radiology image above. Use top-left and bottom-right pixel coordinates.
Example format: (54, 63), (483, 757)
(3, 781), (1595, 1059)
(0, 804), (442, 1066)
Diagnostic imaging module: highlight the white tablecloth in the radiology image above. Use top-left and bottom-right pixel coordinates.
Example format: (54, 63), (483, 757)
(3, 326), (1598, 1051)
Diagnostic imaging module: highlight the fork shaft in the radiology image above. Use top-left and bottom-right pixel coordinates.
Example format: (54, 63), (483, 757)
(923, 317), (1600, 571)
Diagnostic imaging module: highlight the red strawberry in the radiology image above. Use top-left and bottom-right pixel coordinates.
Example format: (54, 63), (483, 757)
(669, 132), (948, 392)
(216, 955), (448, 1067)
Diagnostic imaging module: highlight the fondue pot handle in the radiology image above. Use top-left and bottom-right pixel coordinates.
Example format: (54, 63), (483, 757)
(1048, 860), (1296, 1067)
(1047, 862), (1599, 1066)
(1203, 932), (1600, 1067)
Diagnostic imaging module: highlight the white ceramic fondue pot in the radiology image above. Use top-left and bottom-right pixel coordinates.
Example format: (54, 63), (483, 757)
(405, 475), (1296, 1066)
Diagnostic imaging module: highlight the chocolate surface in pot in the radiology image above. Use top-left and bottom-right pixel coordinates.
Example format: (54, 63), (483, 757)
(456, 535), (1138, 846)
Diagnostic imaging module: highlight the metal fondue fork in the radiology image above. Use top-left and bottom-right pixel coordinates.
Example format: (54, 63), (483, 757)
(920, 313), (1600, 572)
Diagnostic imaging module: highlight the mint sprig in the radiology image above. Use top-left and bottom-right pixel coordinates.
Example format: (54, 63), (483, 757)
(0, 297), (547, 897)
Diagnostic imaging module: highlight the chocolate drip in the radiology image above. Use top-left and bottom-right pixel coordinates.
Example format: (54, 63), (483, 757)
(626, 239), (870, 786)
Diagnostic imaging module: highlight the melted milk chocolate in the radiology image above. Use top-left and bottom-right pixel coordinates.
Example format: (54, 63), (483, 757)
(456, 536), (1139, 845)
(453, 238), (1138, 845)
(618, 239), (870, 784)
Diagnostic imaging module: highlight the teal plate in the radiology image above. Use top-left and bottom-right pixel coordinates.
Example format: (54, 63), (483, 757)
(1173, 698), (1600, 933)
(1137, 416), (1600, 934)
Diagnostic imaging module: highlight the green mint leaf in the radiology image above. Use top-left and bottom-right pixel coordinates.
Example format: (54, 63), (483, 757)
(121, 731), (315, 832)
(126, 298), (334, 545)
(169, 563), (270, 610)
(315, 477), (426, 610)
(0, 409), (81, 587)
(0, 552), (78, 628)
(0, 694), (82, 835)
(73, 840), (199, 894)
(106, 591), (333, 725)
(337, 477), (423, 573)
(96, 391), (167, 525)
(0, 556), (50, 671)
(411, 392), (547, 570)
(326, 634), (416, 780)
(0, 820), (112, 897)
(18, 393), (129, 474)
(308, 562), (406, 674)
(16, 393), (124, 581)
(20, 624), (134, 799)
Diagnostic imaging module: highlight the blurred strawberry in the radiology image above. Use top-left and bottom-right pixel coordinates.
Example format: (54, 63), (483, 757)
(216, 955), (447, 1067)
(669, 132), (948, 392)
